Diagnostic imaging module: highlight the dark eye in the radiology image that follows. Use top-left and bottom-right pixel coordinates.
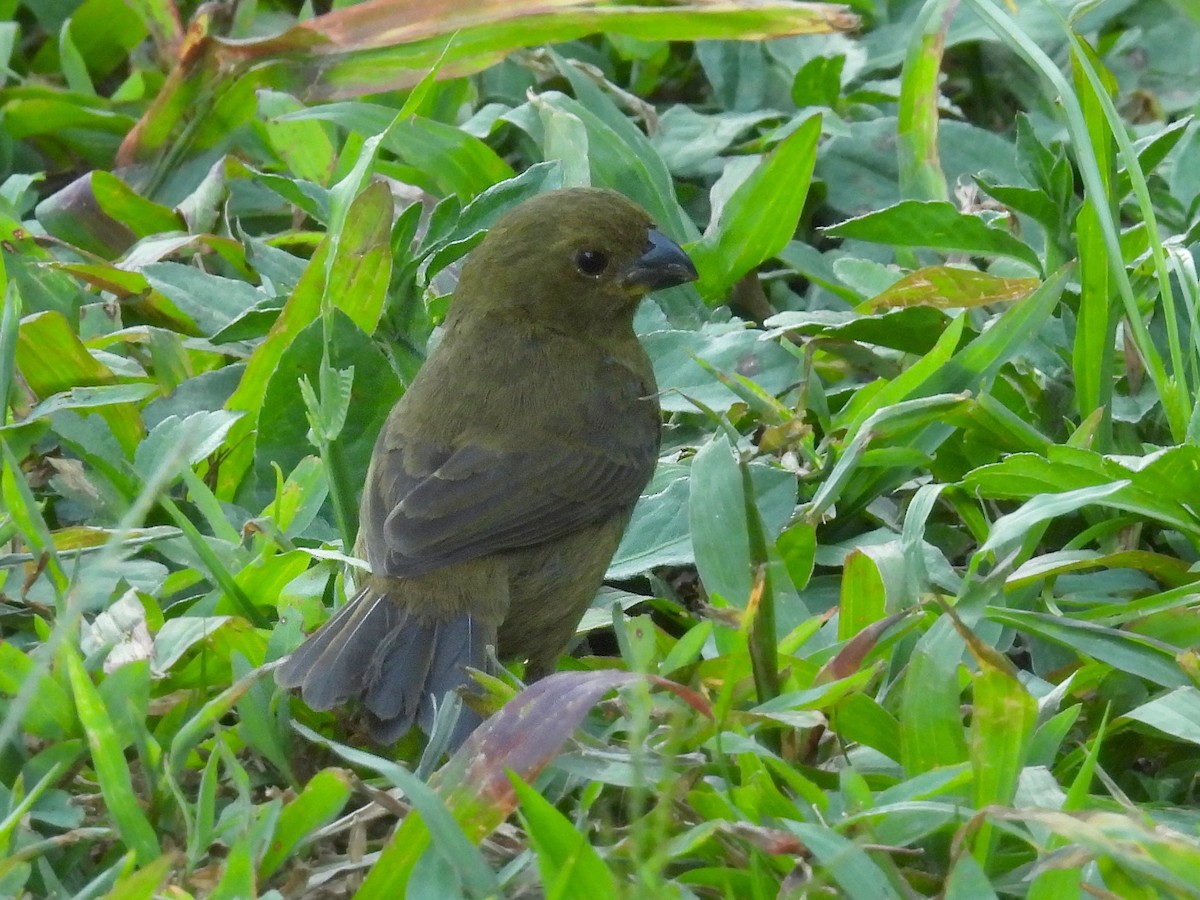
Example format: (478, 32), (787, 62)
(575, 248), (609, 277)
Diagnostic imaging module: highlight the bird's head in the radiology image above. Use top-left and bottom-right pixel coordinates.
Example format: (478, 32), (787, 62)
(453, 187), (697, 334)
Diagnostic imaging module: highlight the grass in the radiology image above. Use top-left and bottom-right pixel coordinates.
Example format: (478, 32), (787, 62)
(2, 0), (1200, 897)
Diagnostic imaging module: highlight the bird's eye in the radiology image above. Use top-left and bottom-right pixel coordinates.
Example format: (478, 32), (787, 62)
(575, 248), (609, 277)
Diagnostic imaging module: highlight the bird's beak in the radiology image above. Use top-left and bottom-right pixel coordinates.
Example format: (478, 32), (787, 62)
(623, 228), (698, 292)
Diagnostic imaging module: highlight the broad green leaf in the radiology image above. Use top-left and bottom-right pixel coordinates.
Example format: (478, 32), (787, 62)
(690, 434), (753, 607)
(0, 644), (74, 740)
(690, 438), (796, 610)
(257, 769), (353, 879)
(255, 310), (401, 519)
(1122, 687), (1200, 746)
(838, 545), (902, 639)
(900, 617), (968, 775)
(896, 0), (950, 202)
(65, 647), (160, 864)
(969, 660), (1037, 867)
(645, 323), (798, 414)
(57, 19), (94, 95)
(385, 117), (515, 199)
(323, 178), (394, 335)
(142, 263), (266, 336)
(766, 303), (952, 355)
(22, 383), (158, 422)
(818, 116), (1023, 217)
(506, 89), (692, 241)
(823, 199), (1041, 270)
(689, 113), (821, 300)
(133, 410), (241, 481)
(864, 266), (1039, 311)
(652, 105), (776, 177)
(259, 90), (337, 186)
(945, 855), (999, 900)
(67, 0), (150, 75)
(536, 98), (591, 188)
(512, 773), (618, 900)
(15, 310), (144, 455)
(988, 808), (1200, 896)
(208, 842), (255, 900)
(36, 171), (182, 257)
(783, 822), (902, 900)
(791, 53), (845, 108)
(830, 693), (901, 762)
(963, 445), (1200, 537)
(609, 464), (691, 579)
(985, 608), (1188, 689)
(220, 175), (393, 500)
(978, 481), (1130, 555)
(97, 854), (174, 900)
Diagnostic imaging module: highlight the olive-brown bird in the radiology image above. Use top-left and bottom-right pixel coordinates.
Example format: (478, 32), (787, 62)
(277, 187), (697, 745)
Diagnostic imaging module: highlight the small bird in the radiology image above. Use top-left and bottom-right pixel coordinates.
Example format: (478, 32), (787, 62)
(277, 187), (697, 745)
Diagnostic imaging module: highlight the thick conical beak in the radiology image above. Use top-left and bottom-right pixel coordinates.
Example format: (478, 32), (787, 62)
(622, 228), (698, 292)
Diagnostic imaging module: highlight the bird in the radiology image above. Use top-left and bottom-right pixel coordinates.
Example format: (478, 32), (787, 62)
(276, 187), (698, 746)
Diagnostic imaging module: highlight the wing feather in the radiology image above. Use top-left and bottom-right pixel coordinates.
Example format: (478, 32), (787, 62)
(370, 441), (651, 576)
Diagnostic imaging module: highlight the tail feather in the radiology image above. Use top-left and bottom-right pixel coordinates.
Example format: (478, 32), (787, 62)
(420, 616), (488, 742)
(275, 594), (367, 698)
(300, 592), (391, 711)
(277, 584), (491, 746)
(360, 617), (438, 724)
(358, 613), (489, 744)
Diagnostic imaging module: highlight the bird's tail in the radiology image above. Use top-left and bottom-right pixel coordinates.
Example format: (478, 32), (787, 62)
(275, 582), (490, 745)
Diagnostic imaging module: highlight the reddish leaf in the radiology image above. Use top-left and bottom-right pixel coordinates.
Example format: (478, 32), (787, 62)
(434, 670), (712, 809)
(816, 611), (910, 683)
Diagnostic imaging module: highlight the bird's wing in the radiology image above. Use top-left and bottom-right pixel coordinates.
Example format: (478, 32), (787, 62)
(362, 438), (655, 577)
